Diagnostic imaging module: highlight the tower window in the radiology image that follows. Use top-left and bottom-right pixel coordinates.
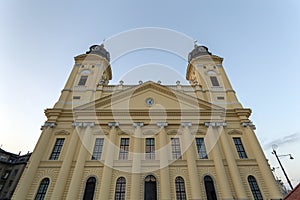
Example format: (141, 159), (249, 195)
(115, 177), (126, 200)
(34, 178), (50, 200)
(210, 76), (220, 86)
(78, 76), (88, 86)
(171, 138), (182, 160)
(91, 138), (104, 160)
(119, 138), (130, 160)
(49, 138), (64, 160)
(195, 138), (208, 159)
(233, 137), (248, 159)
(175, 176), (186, 200)
(145, 138), (155, 160)
(82, 177), (96, 200)
(248, 176), (263, 200)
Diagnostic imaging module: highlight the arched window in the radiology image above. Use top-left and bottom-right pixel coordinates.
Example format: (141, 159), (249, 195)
(175, 176), (186, 200)
(82, 177), (96, 200)
(204, 176), (217, 200)
(115, 177), (126, 200)
(248, 176), (263, 200)
(34, 178), (50, 200)
(144, 175), (157, 200)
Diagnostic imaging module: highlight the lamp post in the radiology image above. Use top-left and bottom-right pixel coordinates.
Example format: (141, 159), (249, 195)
(272, 145), (294, 191)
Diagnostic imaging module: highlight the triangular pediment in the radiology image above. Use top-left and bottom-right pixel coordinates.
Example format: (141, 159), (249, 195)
(75, 81), (223, 112)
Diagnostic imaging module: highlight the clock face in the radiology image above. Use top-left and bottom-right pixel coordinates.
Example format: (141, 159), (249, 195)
(146, 98), (154, 106)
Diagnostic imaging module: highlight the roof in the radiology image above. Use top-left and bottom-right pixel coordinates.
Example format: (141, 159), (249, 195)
(284, 183), (300, 200)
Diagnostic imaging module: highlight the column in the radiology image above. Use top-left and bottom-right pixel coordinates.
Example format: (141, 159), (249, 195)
(157, 122), (171, 200)
(14, 125), (54, 199)
(98, 122), (118, 200)
(244, 126), (282, 198)
(218, 127), (248, 199)
(181, 123), (202, 200)
(66, 125), (93, 200)
(205, 126), (233, 199)
(51, 127), (80, 199)
(129, 122), (143, 200)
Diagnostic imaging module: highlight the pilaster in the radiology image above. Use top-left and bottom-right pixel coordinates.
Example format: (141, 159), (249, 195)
(157, 122), (171, 200)
(181, 122), (202, 200)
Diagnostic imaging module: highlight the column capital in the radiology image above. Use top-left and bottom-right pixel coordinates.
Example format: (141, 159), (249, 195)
(41, 122), (56, 130)
(157, 122), (168, 128)
(241, 121), (256, 130)
(181, 122), (192, 127)
(205, 122), (227, 127)
(108, 122), (119, 127)
(133, 122), (144, 127)
(72, 122), (95, 127)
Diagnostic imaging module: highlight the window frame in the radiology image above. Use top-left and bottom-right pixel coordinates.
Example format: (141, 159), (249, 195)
(78, 75), (88, 86)
(195, 138), (208, 159)
(233, 137), (248, 159)
(82, 177), (96, 200)
(34, 178), (50, 200)
(145, 138), (155, 160)
(49, 138), (65, 160)
(171, 138), (182, 160)
(248, 175), (263, 200)
(204, 175), (217, 200)
(115, 177), (126, 200)
(175, 176), (187, 200)
(91, 138), (104, 160)
(210, 76), (220, 87)
(119, 138), (130, 160)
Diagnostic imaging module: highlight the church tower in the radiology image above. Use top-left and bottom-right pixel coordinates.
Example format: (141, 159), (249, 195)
(13, 44), (283, 200)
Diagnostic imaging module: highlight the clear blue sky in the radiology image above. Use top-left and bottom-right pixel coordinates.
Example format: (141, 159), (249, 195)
(1, 0), (300, 188)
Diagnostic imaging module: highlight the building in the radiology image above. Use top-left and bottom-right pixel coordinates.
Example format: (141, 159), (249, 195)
(284, 183), (300, 200)
(0, 148), (31, 200)
(14, 44), (283, 199)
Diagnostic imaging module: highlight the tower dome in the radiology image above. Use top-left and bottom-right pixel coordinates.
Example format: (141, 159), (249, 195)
(188, 45), (211, 62)
(86, 44), (110, 62)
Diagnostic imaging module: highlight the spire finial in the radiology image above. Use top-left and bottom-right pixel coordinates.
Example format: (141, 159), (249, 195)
(194, 40), (198, 48)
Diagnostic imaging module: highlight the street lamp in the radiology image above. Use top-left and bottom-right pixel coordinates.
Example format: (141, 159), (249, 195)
(271, 144), (294, 190)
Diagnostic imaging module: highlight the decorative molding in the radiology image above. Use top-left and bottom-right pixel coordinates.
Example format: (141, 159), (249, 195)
(72, 122), (95, 127)
(133, 122), (144, 127)
(156, 122), (168, 128)
(241, 121), (256, 130)
(41, 122), (56, 129)
(108, 122), (119, 127)
(227, 129), (243, 135)
(181, 122), (192, 127)
(55, 130), (70, 135)
(204, 122), (227, 127)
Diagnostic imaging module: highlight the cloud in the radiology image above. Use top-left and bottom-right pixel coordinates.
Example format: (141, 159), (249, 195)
(263, 132), (300, 150)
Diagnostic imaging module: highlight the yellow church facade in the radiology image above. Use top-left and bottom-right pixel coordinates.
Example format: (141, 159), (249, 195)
(13, 44), (282, 200)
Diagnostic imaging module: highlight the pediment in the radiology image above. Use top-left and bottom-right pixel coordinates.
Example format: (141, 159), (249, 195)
(75, 81), (223, 112)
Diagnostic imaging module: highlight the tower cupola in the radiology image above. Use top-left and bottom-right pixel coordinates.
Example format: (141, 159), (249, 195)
(86, 44), (110, 62)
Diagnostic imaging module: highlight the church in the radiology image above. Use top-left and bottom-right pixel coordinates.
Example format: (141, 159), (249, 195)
(13, 44), (282, 200)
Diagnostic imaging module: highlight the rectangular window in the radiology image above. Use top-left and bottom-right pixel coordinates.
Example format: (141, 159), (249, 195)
(196, 138), (208, 159)
(119, 138), (130, 160)
(233, 137), (248, 158)
(145, 138), (155, 160)
(1, 171), (10, 180)
(49, 138), (65, 160)
(78, 75), (88, 86)
(171, 138), (182, 160)
(210, 76), (220, 86)
(91, 138), (104, 160)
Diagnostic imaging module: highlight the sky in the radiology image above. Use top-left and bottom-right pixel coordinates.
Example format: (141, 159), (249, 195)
(1, 0), (300, 189)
